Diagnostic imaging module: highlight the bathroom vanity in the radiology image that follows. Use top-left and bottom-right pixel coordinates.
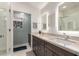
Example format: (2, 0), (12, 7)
(32, 33), (79, 56)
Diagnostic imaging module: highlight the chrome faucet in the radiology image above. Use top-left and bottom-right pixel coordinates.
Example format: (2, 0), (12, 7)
(63, 33), (70, 40)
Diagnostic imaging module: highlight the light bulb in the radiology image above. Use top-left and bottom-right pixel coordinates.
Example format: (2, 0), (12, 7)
(63, 6), (67, 9)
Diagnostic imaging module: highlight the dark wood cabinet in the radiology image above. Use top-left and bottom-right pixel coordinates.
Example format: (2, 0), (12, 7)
(32, 36), (45, 56)
(32, 36), (37, 55)
(32, 35), (77, 56)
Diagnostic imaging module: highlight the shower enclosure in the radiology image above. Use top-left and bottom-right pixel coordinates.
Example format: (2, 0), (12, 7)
(13, 11), (31, 51)
(0, 3), (11, 55)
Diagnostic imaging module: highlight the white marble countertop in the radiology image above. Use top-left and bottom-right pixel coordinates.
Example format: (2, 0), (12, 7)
(32, 33), (79, 56)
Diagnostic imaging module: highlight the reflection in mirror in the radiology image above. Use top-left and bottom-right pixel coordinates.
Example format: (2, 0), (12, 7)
(41, 12), (49, 32)
(33, 22), (37, 29)
(42, 24), (46, 29)
(42, 13), (47, 30)
(58, 2), (79, 31)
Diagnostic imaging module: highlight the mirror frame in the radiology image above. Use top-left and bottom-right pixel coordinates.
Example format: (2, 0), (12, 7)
(55, 2), (79, 36)
(41, 12), (49, 32)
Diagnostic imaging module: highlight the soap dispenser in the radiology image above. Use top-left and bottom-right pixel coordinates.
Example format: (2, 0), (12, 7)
(39, 30), (41, 34)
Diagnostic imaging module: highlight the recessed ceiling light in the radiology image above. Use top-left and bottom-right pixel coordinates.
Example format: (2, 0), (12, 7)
(63, 6), (67, 9)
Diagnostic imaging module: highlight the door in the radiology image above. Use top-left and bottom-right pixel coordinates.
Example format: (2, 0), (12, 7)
(0, 3), (10, 55)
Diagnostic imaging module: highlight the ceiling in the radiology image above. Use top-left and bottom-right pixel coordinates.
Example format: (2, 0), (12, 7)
(60, 2), (79, 11)
(26, 2), (48, 10)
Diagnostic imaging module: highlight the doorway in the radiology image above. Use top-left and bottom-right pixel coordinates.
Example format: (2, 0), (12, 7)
(13, 11), (31, 52)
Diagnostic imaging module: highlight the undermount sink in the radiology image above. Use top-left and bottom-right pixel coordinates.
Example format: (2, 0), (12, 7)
(55, 37), (77, 46)
(39, 34), (77, 46)
(48, 37), (71, 45)
(57, 39), (73, 45)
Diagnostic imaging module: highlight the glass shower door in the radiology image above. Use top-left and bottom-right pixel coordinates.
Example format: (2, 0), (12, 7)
(0, 3), (10, 55)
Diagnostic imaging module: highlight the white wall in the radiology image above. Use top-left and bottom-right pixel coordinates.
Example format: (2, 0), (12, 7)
(11, 2), (40, 33)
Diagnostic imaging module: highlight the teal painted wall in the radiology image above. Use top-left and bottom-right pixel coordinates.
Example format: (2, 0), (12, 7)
(13, 12), (31, 46)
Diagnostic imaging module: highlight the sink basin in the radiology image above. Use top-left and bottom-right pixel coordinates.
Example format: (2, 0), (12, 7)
(40, 34), (77, 46)
(56, 38), (76, 46)
(47, 36), (68, 45)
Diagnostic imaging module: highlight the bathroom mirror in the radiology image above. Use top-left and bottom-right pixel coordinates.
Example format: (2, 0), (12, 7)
(41, 12), (48, 31)
(33, 22), (37, 29)
(58, 2), (79, 31)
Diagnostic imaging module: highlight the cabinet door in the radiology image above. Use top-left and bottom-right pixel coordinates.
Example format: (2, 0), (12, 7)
(32, 36), (37, 55)
(45, 47), (53, 56)
(32, 36), (35, 52)
(36, 38), (40, 56)
(39, 45), (45, 56)
(36, 38), (45, 56)
(45, 42), (58, 56)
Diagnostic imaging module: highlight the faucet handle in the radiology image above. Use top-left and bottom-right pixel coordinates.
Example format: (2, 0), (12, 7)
(63, 33), (66, 35)
(63, 33), (71, 40)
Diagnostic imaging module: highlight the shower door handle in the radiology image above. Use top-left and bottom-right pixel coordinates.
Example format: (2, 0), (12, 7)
(0, 35), (4, 38)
